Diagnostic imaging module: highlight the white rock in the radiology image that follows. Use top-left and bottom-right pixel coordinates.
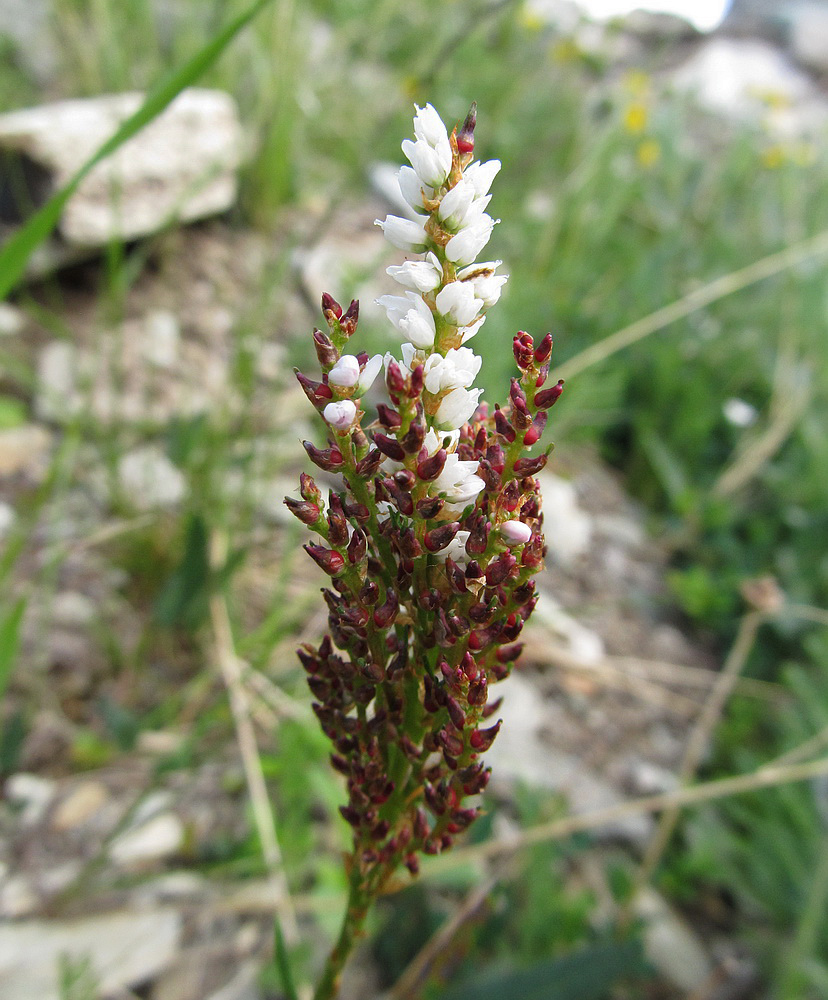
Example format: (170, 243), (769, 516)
(0, 876), (39, 919)
(537, 472), (593, 568)
(0, 909), (181, 1000)
(670, 38), (828, 136)
(0, 90), (243, 247)
(51, 780), (108, 832)
(0, 502), (15, 539)
(636, 889), (713, 991)
(5, 772), (57, 825)
(118, 446), (186, 510)
(788, 3), (828, 73)
(109, 812), (185, 866)
(0, 302), (24, 336)
(532, 592), (606, 664)
(51, 591), (97, 629)
(36, 341), (81, 421)
(142, 310), (181, 368)
(0, 424), (53, 477)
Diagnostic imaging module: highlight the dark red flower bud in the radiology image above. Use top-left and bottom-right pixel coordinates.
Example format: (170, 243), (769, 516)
(417, 448), (447, 481)
(523, 410), (547, 446)
(468, 676), (488, 706)
(373, 590), (399, 628)
(355, 448), (383, 477)
(330, 753), (350, 775)
(376, 403), (402, 429)
(468, 620), (504, 650)
(446, 695), (466, 729)
(498, 642), (524, 664)
(416, 495), (445, 518)
(457, 101), (476, 154)
(410, 364), (424, 396)
(501, 479), (520, 512)
(414, 807), (430, 840)
(359, 580), (379, 606)
(404, 854), (420, 875)
(438, 728), (465, 758)
(284, 496), (320, 524)
(534, 333), (553, 365)
(347, 527), (367, 564)
(340, 299), (359, 337)
(398, 526), (422, 559)
(401, 422), (426, 454)
(373, 433), (406, 462)
(322, 292), (342, 320)
(343, 499), (370, 523)
(470, 719), (502, 751)
(440, 660), (462, 687)
(327, 494), (349, 546)
(339, 805), (361, 827)
(300, 472), (322, 505)
(424, 521), (460, 552)
(303, 440), (344, 471)
(510, 377), (529, 411)
(465, 515), (490, 555)
(465, 560), (483, 580)
(461, 651), (479, 680)
(485, 552), (517, 586)
(513, 452), (549, 476)
(371, 819), (391, 840)
(473, 426), (488, 452)
(494, 406), (516, 443)
(394, 468), (416, 489)
(304, 544), (345, 576)
(485, 443), (506, 473)
(424, 782), (445, 815)
(477, 459), (501, 493)
(462, 765), (491, 795)
(297, 646), (318, 672)
(312, 329), (338, 368)
(386, 360), (405, 396)
(296, 370), (333, 406)
(447, 807), (479, 833)
(448, 614), (469, 637)
(513, 332), (534, 370)
(482, 696), (504, 715)
(444, 557), (468, 594)
(386, 479), (414, 516)
(534, 379), (565, 409)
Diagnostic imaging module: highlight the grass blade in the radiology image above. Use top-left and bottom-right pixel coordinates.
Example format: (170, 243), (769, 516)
(0, 0), (276, 299)
(0, 598), (26, 700)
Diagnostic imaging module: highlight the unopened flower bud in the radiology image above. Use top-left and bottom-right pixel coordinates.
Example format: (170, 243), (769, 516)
(324, 400), (357, 432)
(322, 292), (342, 321)
(416, 495), (444, 518)
(500, 519), (532, 546)
(534, 333), (553, 364)
(438, 728), (465, 759)
(284, 496), (320, 525)
(304, 544), (345, 576)
(485, 551), (517, 585)
(355, 448), (383, 477)
(401, 422), (426, 454)
(513, 452), (549, 476)
(313, 329), (339, 368)
(494, 406), (516, 443)
(456, 101), (477, 154)
(340, 299), (359, 337)
(523, 410), (547, 446)
(417, 448), (447, 481)
(513, 332), (534, 370)
(376, 404), (402, 429)
(445, 695), (466, 730)
(533, 379), (565, 409)
(424, 521), (460, 552)
(373, 591), (399, 628)
(296, 370), (333, 406)
(303, 440), (344, 471)
(373, 433), (406, 462)
(470, 719), (502, 751)
(347, 527), (367, 564)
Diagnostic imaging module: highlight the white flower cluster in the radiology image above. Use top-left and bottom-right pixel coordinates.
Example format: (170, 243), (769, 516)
(374, 103), (511, 513)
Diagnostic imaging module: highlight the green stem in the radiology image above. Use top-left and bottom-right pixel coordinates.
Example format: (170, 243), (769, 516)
(312, 864), (371, 1000)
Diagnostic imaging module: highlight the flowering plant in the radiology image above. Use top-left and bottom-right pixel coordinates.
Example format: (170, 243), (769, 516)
(286, 102), (564, 999)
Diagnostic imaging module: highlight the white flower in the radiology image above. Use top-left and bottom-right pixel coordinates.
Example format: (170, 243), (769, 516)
(433, 454), (485, 507)
(445, 215), (497, 266)
(387, 253), (442, 292)
(500, 520), (532, 546)
(375, 214), (429, 252)
(357, 354), (383, 394)
(458, 261), (508, 308)
(413, 103), (450, 148)
(424, 426), (460, 455)
(459, 315), (486, 343)
(423, 347), (482, 394)
(402, 138), (451, 188)
(435, 529), (471, 563)
(435, 281), (484, 326)
(437, 178), (476, 230)
(464, 159), (501, 198)
(397, 166), (434, 211)
(328, 355), (360, 388)
(323, 399), (356, 431)
(436, 386), (483, 430)
(723, 398), (758, 428)
(377, 292), (436, 349)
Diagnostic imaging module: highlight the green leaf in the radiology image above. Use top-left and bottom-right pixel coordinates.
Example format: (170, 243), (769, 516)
(437, 940), (646, 1000)
(0, 598), (26, 700)
(271, 921), (299, 1000)
(153, 513), (210, 629)
(0, 0), (276, 299)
